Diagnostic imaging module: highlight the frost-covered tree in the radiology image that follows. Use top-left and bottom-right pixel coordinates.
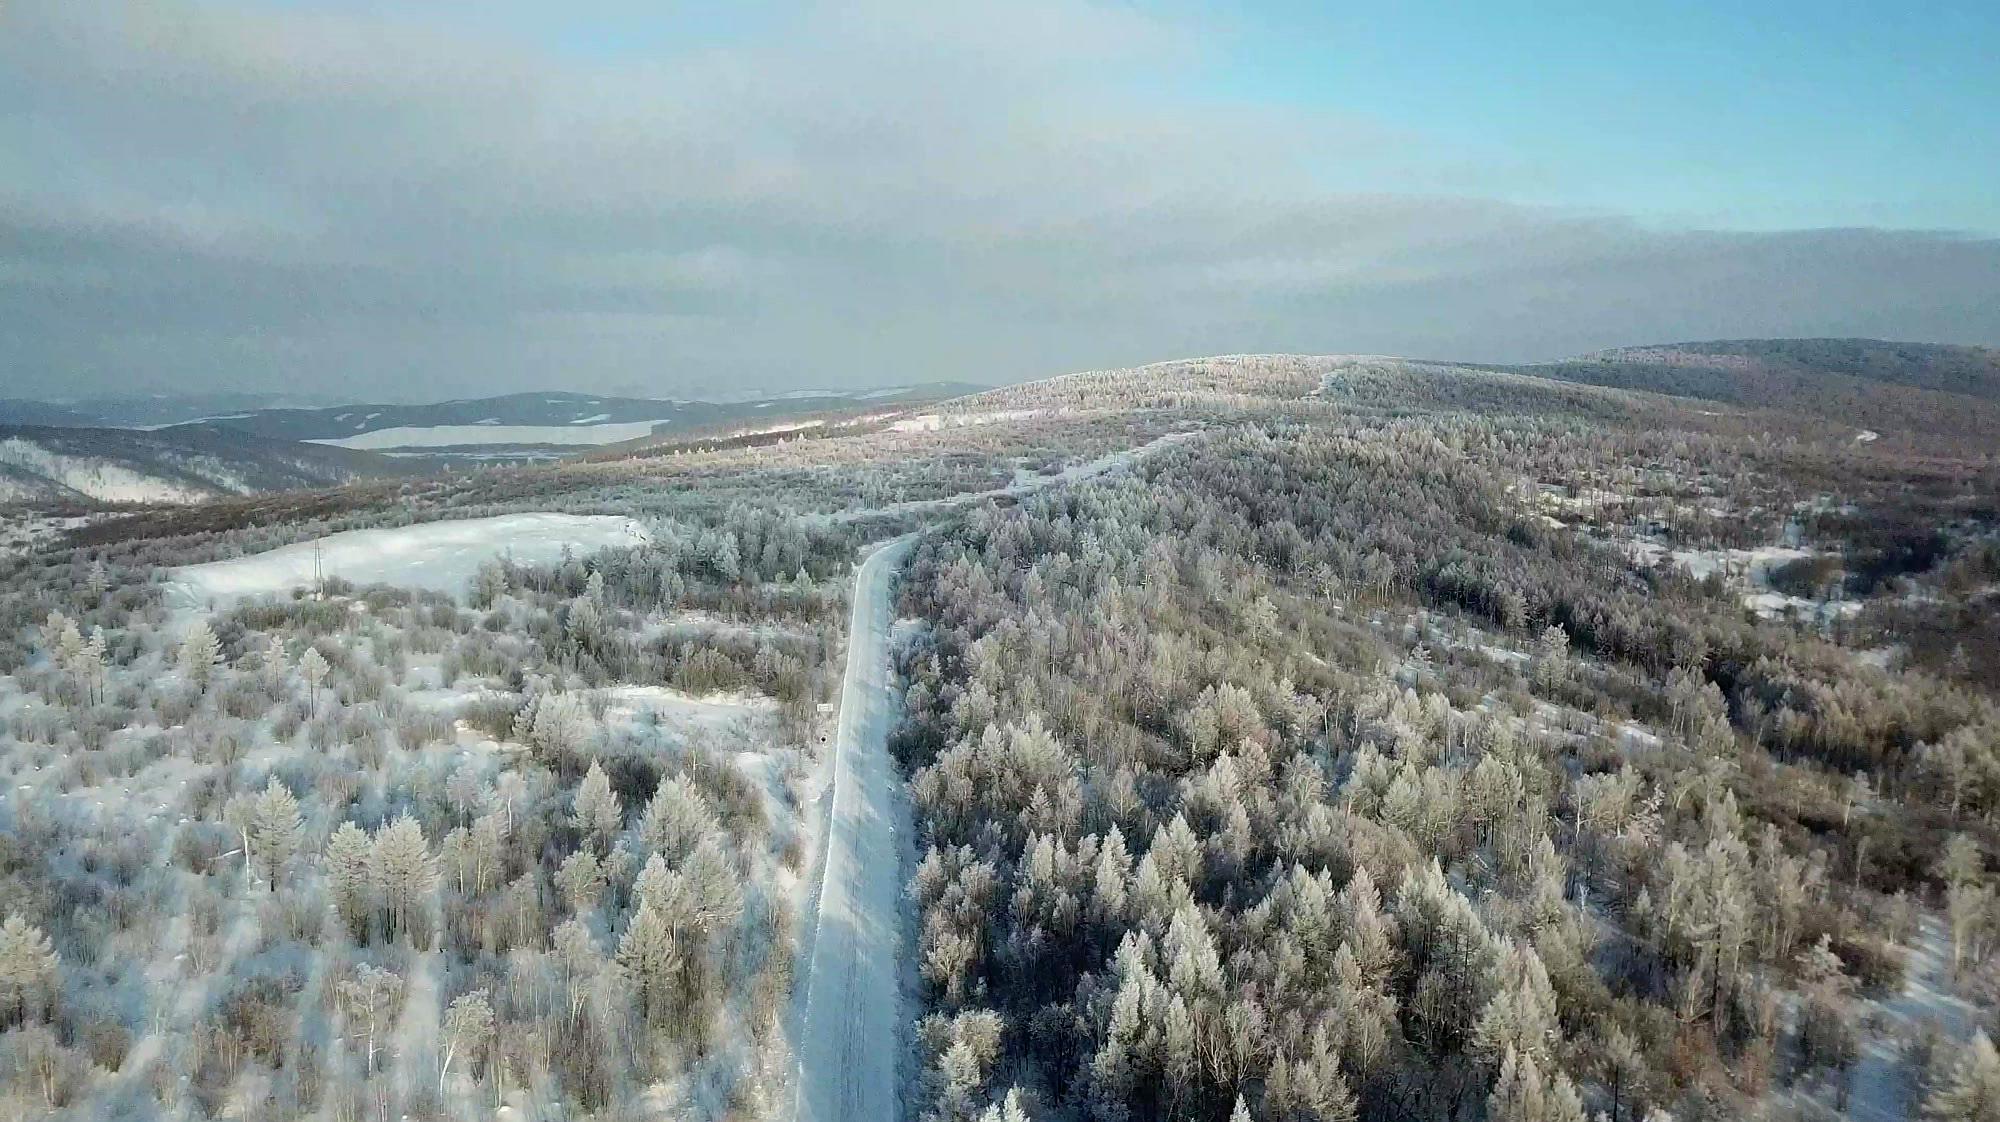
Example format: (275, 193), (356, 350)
(371, 815), (438, 945)
(246, 777), (302, 888)
(616, 899), (681, 1026)
(336, 963), (403, 1076)
(552, 918), (603, 1022)
(572, 760), (622, 852)
(1488, 1046), (1587, 1122)
(326, 821), (374, 939)
(0, 914), (60, 1025)
(297, 645), (329, 717)
(178, 619), (221, 689)
(440, 989), (495, 1093)
(641, 774), (718, 863)
(556, 848), (606, 915)
(1926, 1030), (2000, 1122)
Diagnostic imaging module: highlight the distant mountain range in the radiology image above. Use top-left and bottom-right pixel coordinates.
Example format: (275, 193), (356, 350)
(0, 383), (984, 449)
(0, 382), (985, 508)
(11, 340), (1995, 509)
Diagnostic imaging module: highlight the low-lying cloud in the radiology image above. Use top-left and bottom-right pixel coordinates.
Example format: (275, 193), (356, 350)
(4, 0), (1996, 399)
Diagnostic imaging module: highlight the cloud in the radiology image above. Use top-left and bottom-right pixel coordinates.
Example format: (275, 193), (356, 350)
(2, 0), (1996, 399)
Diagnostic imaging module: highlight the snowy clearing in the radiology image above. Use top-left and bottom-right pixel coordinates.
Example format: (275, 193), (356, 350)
(598, 684), (783, 744)
(165, 513), (650, 611)
(308, 420), (673, 448)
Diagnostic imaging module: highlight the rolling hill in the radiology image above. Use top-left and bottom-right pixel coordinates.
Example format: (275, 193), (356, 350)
(1494, 338), (2000, 444)
(0, 423), (419, 506)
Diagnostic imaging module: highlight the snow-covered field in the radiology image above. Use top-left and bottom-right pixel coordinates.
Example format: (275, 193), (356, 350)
(309, 420), (673, 449)
(165, 513), (650, 610)
(0, 511), (96, 558)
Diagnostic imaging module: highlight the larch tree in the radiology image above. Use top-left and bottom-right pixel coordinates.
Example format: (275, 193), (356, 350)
(179, 619), (221, 690)
(572, 760), (622, 853)
(297, 646), (329, 718)
(248, 777), (303, 888)
(326, 821), (374, 940)
(615, 900), (681, 1027)
(0, 914), (60, 1026)
(371, 815), (438, 946)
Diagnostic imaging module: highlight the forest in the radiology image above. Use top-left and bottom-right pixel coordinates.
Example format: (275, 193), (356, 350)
(0, 352), (1996, 1122)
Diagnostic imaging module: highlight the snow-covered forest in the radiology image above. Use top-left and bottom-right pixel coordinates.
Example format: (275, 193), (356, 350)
(2, 351), (1999, 1122)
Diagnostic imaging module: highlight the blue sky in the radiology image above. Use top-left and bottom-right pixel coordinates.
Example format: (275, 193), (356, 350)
(1196, 1), (2000, 231)
(3, 0), (1997, 397)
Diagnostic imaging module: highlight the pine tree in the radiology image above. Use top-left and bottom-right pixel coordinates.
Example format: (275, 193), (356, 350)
(81, 627), (107, 706)
(298, 646), (329, 718)
(572, 761), (623, 852)
(556, 848), (606, 915)
(260, 635), (290, 692)
(1474, 942), (1562, 1068)
(371, 815), (437, 945)
(616, 900), (682, 1025)
(979, 1088), (1033, 1122)
(84, 559), (110, 603)
(179, 619), (221, 689)
(641, 774), (718, 863)
(0, 914), (60, 1025)
(248, 777), (302, 889)
(326, 821), (374, 939)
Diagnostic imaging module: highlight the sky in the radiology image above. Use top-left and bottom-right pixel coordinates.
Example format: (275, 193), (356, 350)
(2, 0), (1997, 401)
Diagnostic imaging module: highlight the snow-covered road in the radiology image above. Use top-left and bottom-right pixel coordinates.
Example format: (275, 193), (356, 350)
(793, 535), (917, 1122)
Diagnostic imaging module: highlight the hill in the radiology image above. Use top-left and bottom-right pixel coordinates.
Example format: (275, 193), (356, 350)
(0, 423), (418, 506)
(0, 384), (987, 454)
(1495, 338), (2000, 444)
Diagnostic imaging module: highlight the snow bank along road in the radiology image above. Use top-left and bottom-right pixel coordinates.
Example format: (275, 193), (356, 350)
(794, 535), (917, 1122)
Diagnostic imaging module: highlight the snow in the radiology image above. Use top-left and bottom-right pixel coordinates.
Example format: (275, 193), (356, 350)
(1780, 916), (1978, 1122)
(569, 412), (612, 424)
(1855, 429), (1880, 443)
(792, 536), (915, 1122)
(1623, 541), (1817, 583)
(720, 419), (826, 440)
(308, 420), (674, 448)
(888, 409), (1044, 432)
(164, 513), (651, 611)
(599, 685), (782, 744)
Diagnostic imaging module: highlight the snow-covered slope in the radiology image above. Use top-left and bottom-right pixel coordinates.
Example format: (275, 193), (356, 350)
(165, 513), (652, 611)
(0, 424), (411, 506)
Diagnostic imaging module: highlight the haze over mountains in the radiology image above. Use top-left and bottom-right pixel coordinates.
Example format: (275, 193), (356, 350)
(4, 340), (1993, 511)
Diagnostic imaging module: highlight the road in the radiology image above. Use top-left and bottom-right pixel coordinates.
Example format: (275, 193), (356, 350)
(793, 535), (916, 1122)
